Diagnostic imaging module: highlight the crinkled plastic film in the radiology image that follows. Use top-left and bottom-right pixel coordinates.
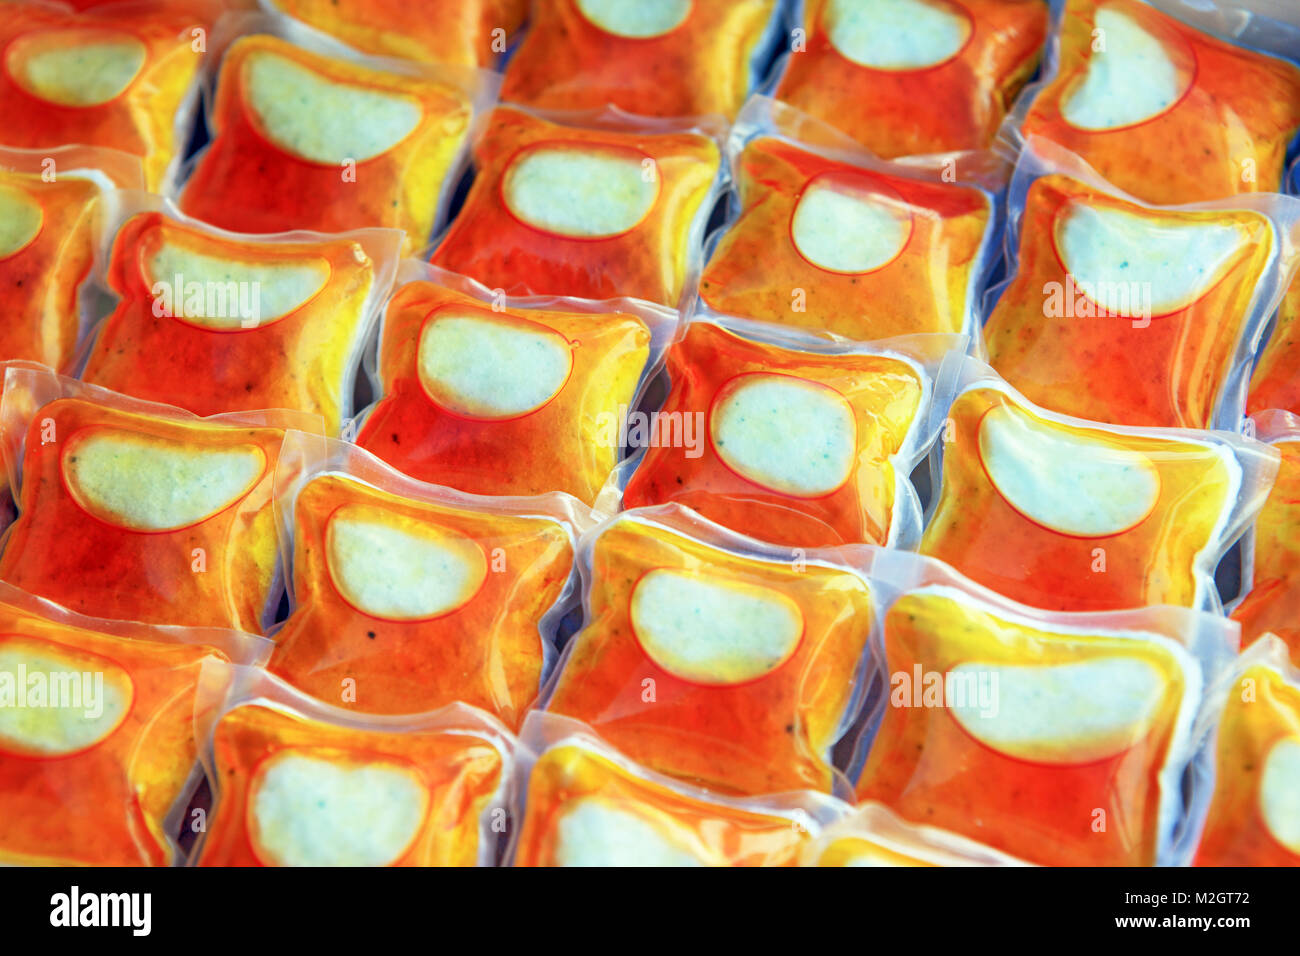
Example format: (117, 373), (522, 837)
(0, 582), (270, 866)
(919, 366), (1279, 613)
(80, 194), (402, 435)
(0, 366), (324, 632)
(354, 262), (679, 507)
(539, 504), (877, 797)
(507, 712), (848, 867)
(191, 663), (516, 866)
(801, 800), (1032, 866)
(1248, 272), (1300, 416)
(616, 313), (966, 549)
(499, 0), (783, 119)
(983, 138), (1300, 430)
(774, 0), (1049, 159)
(430, 104), (726, 310)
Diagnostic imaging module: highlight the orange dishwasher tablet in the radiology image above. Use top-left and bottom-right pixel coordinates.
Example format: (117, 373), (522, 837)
(0, 1), (219, 191)
(919, 375), (1278, 613)
(854, 584), (1224, 866)
(510, 716), (846, 866)
(0, 367), (322, 631)
(542, 506), (875, 796)
(774, 0), (1048, 158)
(431, 105), (723, 307)
(700, 103), (997, 340)
(1248, 276), (1300, 417)
(1231, 411), (1300, 665)
(267, 434), (586, 729)
(620, 318), (943, 549)
(178, 32), (482, 253)
(983, 143), (1296, 429)
(195, 670), (514, 866)
(1192, 638), (1300, 867)
(500, 0), (780, 118)
(80, 206), (401, 434)
(803, 801), (1030, 866)
(355, 267), (673, 504)
(1014, 0), (1300, 204)
(0, 145), (142, 370)
(0, 586), (268, 866)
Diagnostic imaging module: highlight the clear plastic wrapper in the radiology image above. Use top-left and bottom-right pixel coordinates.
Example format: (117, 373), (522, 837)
(499, 0), (783, 119)
(267, 432), (593, 729)
(802, 801), (1032, 866)
(508, 712), (848, 867)
(614, 312), (965, 548)
(773, 0), (1049, 159)
(539, 504), (877, 797)
(0, 0), (222, 191)
(0, 582), (270, 866)
(176, 14), (498, 254)
(919, 365), (1279, 613)
(430, 104), (726, 310)
(1248, 272), (1300, 416)
(983, 137), (1300, 430)
(353, 263), (678, 507)
(1005, 0), (1300, 204)
(191, 663), (516, 866)
(0, 145), (143, 372)
(0, 365), (323, 632)
(79, 194), (401, 435)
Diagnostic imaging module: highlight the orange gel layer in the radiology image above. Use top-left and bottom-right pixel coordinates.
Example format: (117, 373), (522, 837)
(700, 137), (991, 338)
(856, 589), (1190, 866)
(1232, 440), (1300, 664)
(1193, 664), (1300, 866)
(1020, 0), (1300, 204)
(356, 280), (651, 504)
(179, 34), (473, 254)
(775, 0), (1048, 159)
(0, 171), (100, 369)
(0, 399), (290, 631)
(622, 322), (925, 547)
(983, 174), (1273, 429)
(81, 212), (377, 434)
(269, 0), (526, 66)
(431, 106), (720, 306)
(920, 386), (1238, 612)
(0, 2), (213, 190)
(545, 515), (872, 795)
(1248, 278), (1300, 417)
(0, 601), (233, 866)
(197, 703), (504, 866)
(514, 741), (814, 866)
(270, 474), (574, 728)
(500, 0), (777, 118)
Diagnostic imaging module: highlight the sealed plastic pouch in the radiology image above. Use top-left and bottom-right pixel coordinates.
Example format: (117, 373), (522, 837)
(1248, 273), (1300, 416)
(802, 801), (1031, 866)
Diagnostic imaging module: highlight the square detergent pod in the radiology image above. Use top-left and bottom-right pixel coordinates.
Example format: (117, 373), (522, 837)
(1248, 272), (1300, 416)
(0, 145), (143, 372)
(0, 582), (270, 866)
(983, 137), (1300, 430)
(266, 432), (592, 730)
(1187, 635), (1300, 866)
(0, 365), (324, 632)
(177, 16), (497, 254)
(1006, 0), (1300, 205)
(0, 0), (222, 192)
(773, 0), (1049, 159)
(615, 312), (966, 549)
(539, 504), (876, 797)
(1230, 410), (1300, 666)
(699, 97), (1003, 344)
(191, 663), (516, 866)
(261, 0), (527, 66)
(919, 365), (1279, 613)
(354, 263), (678, 506)
(801, 801), (1032, 866)
(429, 104), (726, 310)
(508, 712), (848, 867)
(849, 551), (1237, 866)
(499, 0), (783, 119)
(79, 195), (402, 435)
